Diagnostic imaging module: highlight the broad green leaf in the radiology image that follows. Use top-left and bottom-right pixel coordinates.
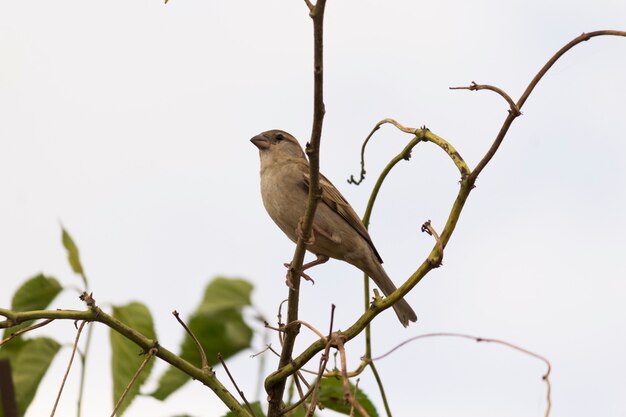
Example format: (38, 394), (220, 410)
(61, 226), (87, 287)
(111, 302), (156, 416)
(150, 277), (253, 401)
(198, 277), (253, 313)
(3, 274), (62, 338)
(223, 401), (265, 417)
(10, 337), (61, 417)
(318, 377), (378, 417)
(11, 274), (62, 312)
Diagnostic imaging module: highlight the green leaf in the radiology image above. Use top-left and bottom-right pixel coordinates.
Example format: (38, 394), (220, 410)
(110, 302), (156, 416)
(3, 274), (62, 338)
(318, 377), (378, 417)
(61, 226), (87, 286)
(150, 277), (254, 401)
(198, 277), (253, 313)
(11, 274), (62, 312)
(10, 337), (61, 417)
(222, 401), (265, 417)
(284, 405), (312, 417)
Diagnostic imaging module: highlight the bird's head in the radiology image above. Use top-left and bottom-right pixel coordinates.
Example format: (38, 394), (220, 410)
(250, 130), (306, 161)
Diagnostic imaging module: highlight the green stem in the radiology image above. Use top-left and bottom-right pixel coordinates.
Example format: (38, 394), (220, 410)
(369, 362), (393, 417)
(0, 307), (251, 417)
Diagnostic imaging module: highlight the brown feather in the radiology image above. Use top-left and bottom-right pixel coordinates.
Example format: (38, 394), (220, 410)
(302, 173), (384, 263)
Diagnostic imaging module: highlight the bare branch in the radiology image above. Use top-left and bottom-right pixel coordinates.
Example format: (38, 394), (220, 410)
(266, 320), (328, 342)
(51, 320), (88, 417)
(421, 220), (443, 267)
(218, 353), (258, 417)
(450, 82), (520, 116)
(336, 338), (371, 417)
(109, 347), (158, 417)
(471, 30), (626, 181)
(371, 332), (552, 417)
(173, 310), (211, 373)
(0, 319), (54, 347)
(267, 1), (327, 415)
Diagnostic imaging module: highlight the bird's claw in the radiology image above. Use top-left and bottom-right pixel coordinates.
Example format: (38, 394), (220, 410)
(283, 262), (316, 288)
(296, 218), (316, 245)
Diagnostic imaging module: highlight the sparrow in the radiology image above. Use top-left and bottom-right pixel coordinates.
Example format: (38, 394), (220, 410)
(251, 129), (417, 327)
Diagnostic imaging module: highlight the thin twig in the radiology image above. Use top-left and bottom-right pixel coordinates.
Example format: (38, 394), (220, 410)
(305, 305), (336, 417)
(292, 374), (307, 415)
(337, 339), (350, 402)
(471, 30), (626, 181)
(0, 319), (54, 347)
(421, 220), (443, 267)
(281, 375), (318, 415)
(337, 339), (371, 417)
(76, 322), (93, 417)
(349, 379), (361, 417)
(327, 304), (335, 338)
(218, 353), (258, 417)
(109, 347), (158, 417)
(266, 320), (328, 341)
(450, 82), (520, 115)
(370, 332), (552, 417)
(305, 343), (332, 417)
(251, 344), (280, 358)
(172, 310), (210, 372)
(277, 299), (288, 345)
(50, 320), (88, 417)
(369, 362), (393, 417)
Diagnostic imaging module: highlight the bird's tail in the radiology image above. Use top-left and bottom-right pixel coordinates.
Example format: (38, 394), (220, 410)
(368, 262), (417, 327)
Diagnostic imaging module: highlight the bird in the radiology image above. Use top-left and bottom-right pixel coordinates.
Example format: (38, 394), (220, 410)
(250, 129), (417, 327)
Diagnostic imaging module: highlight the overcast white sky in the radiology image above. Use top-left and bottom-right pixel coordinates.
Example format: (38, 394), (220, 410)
(1, 1), (626, 417)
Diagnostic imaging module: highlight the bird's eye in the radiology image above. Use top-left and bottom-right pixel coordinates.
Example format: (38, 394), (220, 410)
(275, 134), (284, 141)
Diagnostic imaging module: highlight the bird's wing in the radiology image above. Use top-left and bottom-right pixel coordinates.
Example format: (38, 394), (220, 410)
(302, 171), (384, 263)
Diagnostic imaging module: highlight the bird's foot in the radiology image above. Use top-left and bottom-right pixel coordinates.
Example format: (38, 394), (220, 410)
(296, 218), (316, 245)
(282, 255), (329, 288)
(284, 262), (315, 288)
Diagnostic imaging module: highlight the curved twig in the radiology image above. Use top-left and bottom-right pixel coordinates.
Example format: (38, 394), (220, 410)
(173, 310), (211, 372)
(370, 332), (552, 417)
(450, 82), (520, 115)
(471, 30), (626, 180)
(349, 119), (469, 186)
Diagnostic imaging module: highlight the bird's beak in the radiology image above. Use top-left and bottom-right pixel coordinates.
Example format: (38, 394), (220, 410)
(250, 134), (270, 150)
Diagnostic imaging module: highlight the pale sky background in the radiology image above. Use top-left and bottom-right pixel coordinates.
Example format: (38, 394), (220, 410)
(1, 1), (626, 417)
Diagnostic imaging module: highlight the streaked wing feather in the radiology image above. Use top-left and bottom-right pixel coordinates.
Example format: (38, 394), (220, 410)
(302, 172), (383, 263)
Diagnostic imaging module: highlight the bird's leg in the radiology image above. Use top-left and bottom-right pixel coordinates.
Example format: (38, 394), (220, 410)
(296, 218), (334, 245)
(283, 254), (329, 288)
(296, 217), (316, 245)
